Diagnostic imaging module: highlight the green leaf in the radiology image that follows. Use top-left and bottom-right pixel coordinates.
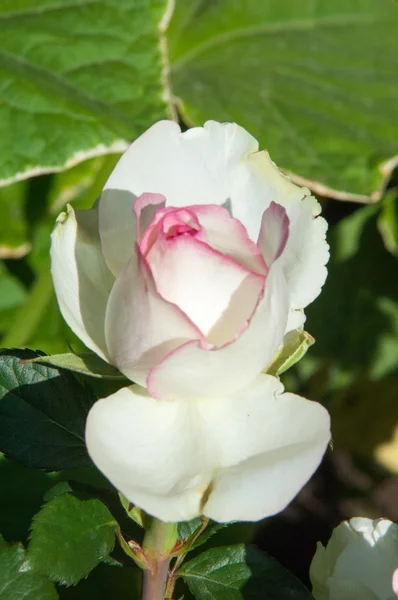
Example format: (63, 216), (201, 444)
(378, 191), (398, 258)
(168, 0), (398, 199)
(28, 494), (118, 586)
(179, 544), (314, 599)
(0, 536), (58, 600)
(306, 204), (398, 380)
(178, 518), (229, 552)
(0, 0), (170, 186)
(266, 330), (315, 377)
(118, 493), (146, 528)
(0, 349), (95, 469)
(178, 518), (203, 541)
(28, 352), (127, 380)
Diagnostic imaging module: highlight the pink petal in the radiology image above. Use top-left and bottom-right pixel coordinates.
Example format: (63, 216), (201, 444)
(191, 204), (267, 275)
(146, 234), (265, 346)
(257, 202), (290, 267)
(147, 261), (288, 400)
(133, 192), (166, 243)
(105, 245), (205, 385)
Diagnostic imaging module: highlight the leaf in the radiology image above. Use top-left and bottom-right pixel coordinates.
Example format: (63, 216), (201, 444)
(179, 544), (314, 599)
(168, 0), (398, 199)
(28, 494), (118, 586)
(0, 349), (95, 469)
(0, 536), (58, 600)
(28, 352), (127, 380)
(305, 204), (398, 380)
(0, 0), (171, 186)
(266, 330), (314, 377)
(118, 493), (146, 528)
(178, 518), (229, 552)
(378, 191), (398, 258)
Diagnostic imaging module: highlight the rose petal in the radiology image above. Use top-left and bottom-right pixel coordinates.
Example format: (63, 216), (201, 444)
(257, 201), (290, 266)
(105, 246), (204, 385)
(85, 374), (330, 523)
(147, 234), (265, 345)
(85, 384), (209, 523)
(147, 262), (288, 400)
(134, 192), (166, 242)
(190, 204), (266, 274)
(201, 375), (331, 522)
(50, 204), (114, 360)
(98, 120), (328, 312)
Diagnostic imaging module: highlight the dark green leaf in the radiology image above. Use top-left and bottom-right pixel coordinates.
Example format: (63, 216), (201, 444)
(169, 0), (398, 199)
(0, 349), (95, 469)
(0, 536), (58, 600)
(28, 494), (118, 586)
(179, 544), (314, 599)
(178, 518), (203, 541)
(0, 0), (170, 185)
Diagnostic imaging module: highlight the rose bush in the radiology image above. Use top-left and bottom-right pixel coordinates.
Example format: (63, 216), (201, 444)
(310, 517), (398, 600)
(51, 120), (330, 522)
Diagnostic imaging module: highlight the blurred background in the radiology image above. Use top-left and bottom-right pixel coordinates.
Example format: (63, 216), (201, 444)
(0, 0), (397, 596)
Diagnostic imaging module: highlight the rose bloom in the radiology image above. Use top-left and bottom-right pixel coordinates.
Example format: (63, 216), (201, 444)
(310, 517), (398, 600)
(51, 120), (330, 522)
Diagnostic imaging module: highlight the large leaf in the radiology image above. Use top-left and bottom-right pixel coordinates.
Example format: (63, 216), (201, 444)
(0, 0), (171, 186)
(179, 544), (314, 599)
(168, 0), (398, 199)
(0, 534), (58, 600)
(28, 494), (118, 586)
(0, 349), (95, 469)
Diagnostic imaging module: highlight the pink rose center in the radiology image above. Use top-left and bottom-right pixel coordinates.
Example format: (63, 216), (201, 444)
(161, 210), (201, 240)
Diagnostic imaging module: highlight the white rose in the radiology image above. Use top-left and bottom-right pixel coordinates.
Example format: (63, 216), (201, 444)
(51, 120), (330, 522)
(310, 517), (398, 600)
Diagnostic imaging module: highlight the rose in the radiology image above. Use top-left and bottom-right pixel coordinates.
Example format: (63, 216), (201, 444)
(51, 120), (330, 522)
(310, 517), (398, 600)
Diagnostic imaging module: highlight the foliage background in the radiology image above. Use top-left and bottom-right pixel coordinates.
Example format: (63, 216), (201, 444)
(0, 0), (397, 597)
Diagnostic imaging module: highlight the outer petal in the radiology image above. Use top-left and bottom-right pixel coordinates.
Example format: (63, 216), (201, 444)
(98, 120), (328, 309)
(201, 375), (331, 522)
(85, 384), (210, 522)
(105, 246), (204, 385)
(147, 262), (288, 400)
(50, 205), (114, 360)
(85, 375), (330, 524)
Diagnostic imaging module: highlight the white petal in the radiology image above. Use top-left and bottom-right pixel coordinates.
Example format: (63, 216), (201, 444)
(147, 235), (264, 345)
(105, 247), (203, 385)
(85, 385), (210, 522)
(50, 205), (114, 360)
(147, 262), (288, 400)
(201, 375), (331, 522)
(85, 376), (330, 524)
(99, 120), (328, 309)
